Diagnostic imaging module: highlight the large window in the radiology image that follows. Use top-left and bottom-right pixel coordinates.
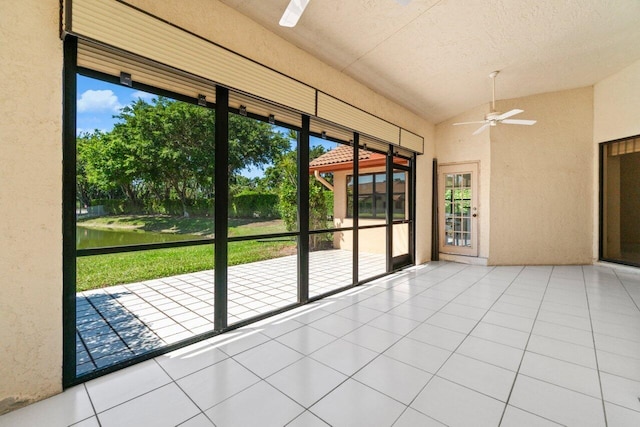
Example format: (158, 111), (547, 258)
(347, 172), (406, 219)
(601, 137), (640, 267)
(65, 49), (417, 385)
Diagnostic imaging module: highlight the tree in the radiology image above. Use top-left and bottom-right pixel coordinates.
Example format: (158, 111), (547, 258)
(78, 97), (290, 217)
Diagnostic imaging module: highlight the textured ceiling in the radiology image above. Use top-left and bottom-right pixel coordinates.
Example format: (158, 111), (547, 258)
(218, 0), (640, 123)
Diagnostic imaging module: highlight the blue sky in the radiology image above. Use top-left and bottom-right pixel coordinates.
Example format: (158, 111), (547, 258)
(77, 75), (337, 178)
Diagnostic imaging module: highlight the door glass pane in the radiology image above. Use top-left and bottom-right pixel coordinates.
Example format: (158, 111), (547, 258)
(444, 172), (472, 248)
(602, 142), (640, 266)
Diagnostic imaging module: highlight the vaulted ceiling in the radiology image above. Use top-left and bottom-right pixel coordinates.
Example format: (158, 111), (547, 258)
(218, 0), (640, 123)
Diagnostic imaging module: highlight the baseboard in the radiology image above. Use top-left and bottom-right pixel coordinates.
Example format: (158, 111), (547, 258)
(438, 253), (488, 266)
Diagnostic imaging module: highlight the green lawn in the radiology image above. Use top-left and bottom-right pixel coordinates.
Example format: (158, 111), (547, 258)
(76, 215), (295, 291)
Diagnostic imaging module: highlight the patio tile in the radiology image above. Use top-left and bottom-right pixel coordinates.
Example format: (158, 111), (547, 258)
(310, 379), (406, 427)
(509, 374), (605, 426)
(411, 376), (505, 427)
(354, 354), (432, 404)
(85, 360), (171, 413)
(267, 357), (347, 407)
(97, 383), (199, 427)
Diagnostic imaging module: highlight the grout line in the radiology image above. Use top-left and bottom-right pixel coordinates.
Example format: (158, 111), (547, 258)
(583, 265), (609, 427)
(496, 266), (553, 426)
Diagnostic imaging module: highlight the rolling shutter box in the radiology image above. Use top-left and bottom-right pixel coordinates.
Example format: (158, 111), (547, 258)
(70, 0), (315, 115)
(68, 0), (424, 153)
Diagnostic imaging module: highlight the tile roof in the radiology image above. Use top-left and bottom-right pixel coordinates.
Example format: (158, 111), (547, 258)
(309, 145), (372, 167)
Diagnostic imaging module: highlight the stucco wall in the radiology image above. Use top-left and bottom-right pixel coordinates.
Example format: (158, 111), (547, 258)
(435, 104), (492, 261)
(0, 0), (63, 414)
(489, 87), (594, 265)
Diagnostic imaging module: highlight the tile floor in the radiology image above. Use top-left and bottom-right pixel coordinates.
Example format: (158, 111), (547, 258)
(75, 250), (384, 375)
(2, 262), (640, 426)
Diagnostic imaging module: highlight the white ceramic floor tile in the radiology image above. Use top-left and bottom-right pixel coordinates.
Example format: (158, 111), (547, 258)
(341, 324), (403, 353)
(156, 340), (229, 380)
(70, 416), (100, 427)
(252, 318), (304, 339)
(0, 386), (93, 427)
(509, 374), (605, 427)
(309, 314), (364, 337)
(426, 312), (478, 334)
(384, 337), (451, 374)
(267, 357), (347, 407)
(597, 350), (640, 382)
(286, 410), (330, 426)
(532, 320), (595, 348)
(500, 405), (562, 426)
(366, 313), (420, 335)
(594, 333), (640, 360)
(178, 413), (215, 427)
(205, 381), (303, 427)
(440, 302), (488, 321)
(406, 323), (467, 351)
(482, 311), (535, 333)
(392, 408), (446, 426)
(411, 376), (505, 427)
(211, 330), (270, 356)
(176, 358), (260, 410)
(336, 305), (385, 323)
(471, 322), (530, 349)
(437, 353), (516, 402)
(526, 334), (597, 369)
(354, 354), (432, 404)
(604, 402), (640, 427)
(86, 360), (171, 413)
(519, 351), (601, 398)
(456, 335), (524, 372)
(98, 383), (199, 427)
(276, 325), (337, 355)
(537, 309), (593, 331)
(600, 372), (640, 412)
(387, 303), (436, 322)
(310, 379), (406, 427)
(234, 340), (303, 378)
(310, 339), (378, 376)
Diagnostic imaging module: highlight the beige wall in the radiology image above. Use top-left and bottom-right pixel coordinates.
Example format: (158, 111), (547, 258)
(0, 0), (63, 414)
(489, 87), (594, 265)
(435, 104), (492, 261)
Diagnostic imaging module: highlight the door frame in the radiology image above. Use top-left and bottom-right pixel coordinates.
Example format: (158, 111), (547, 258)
(438, 161), (479, 257)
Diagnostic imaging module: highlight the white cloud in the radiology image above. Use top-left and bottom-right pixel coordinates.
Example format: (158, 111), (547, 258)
(77, 89), (122, 113)
(131, 91), (155, 101)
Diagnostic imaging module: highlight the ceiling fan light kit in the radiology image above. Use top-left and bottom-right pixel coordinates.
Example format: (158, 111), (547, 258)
(453, 71), (537, 135)
(279, 0), (310, 27)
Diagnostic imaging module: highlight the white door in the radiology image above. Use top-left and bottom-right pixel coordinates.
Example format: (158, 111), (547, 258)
(439, 163), (479, 256)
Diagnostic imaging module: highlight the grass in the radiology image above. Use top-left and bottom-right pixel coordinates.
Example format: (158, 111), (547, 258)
(76, 215), (295, 291)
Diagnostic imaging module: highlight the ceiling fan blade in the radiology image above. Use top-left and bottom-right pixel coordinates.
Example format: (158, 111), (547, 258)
(472, 124), (490, 135)
(496, 109), (523, 120)
(453, 121), (487, 126)
(279, 0), (310, 27)
(501, 119), (537, 125)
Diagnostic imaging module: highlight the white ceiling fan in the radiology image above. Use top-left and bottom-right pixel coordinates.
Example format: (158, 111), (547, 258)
(279, 0), (411, 28)
(453, 71), (537, 135)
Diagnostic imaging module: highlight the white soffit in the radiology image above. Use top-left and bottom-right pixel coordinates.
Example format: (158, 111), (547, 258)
(70, 0), (316, 115)
(219, 0), (640, 123)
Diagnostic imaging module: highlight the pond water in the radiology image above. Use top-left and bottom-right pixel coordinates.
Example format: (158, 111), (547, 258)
(76, 226), (206, 249)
